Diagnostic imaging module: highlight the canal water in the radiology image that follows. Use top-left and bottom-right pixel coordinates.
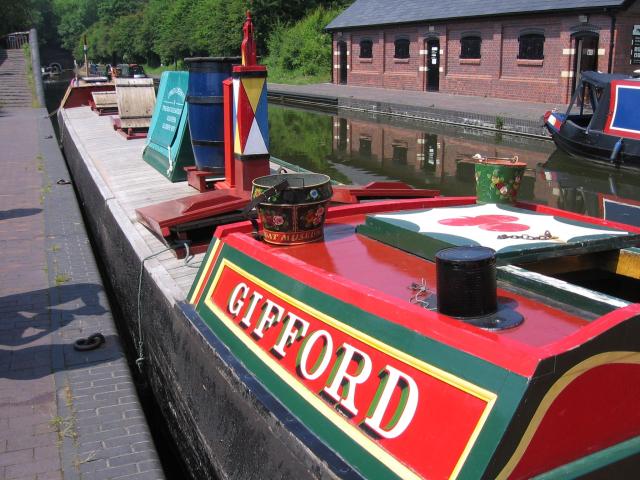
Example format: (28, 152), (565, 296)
(269, 103), (640, 221)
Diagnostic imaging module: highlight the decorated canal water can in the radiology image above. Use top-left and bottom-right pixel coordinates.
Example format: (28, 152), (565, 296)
(251, 173), (332, 245)
(475, 156), (526, 204)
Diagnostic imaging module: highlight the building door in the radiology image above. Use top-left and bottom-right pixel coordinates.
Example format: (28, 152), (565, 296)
(338, 41), (348, 85)
(572, 33), (598, 92)
(426, 39), (440, 92)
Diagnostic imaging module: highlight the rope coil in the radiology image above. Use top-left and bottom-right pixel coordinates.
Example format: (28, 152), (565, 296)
(73, 333), (105, 351)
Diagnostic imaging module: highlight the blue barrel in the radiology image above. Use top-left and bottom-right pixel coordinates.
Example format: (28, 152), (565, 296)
(185, 57), (239, 173)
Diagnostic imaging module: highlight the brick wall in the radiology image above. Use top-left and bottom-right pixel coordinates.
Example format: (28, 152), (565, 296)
(332, 4), (639, 104)
(612, 1), (640, 74)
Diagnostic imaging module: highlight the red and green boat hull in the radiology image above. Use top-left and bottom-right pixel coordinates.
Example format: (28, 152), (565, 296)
(188, 199), (640, 478)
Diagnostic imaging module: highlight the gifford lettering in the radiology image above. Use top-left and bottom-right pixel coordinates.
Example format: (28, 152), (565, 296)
(227, 281), (419, 439)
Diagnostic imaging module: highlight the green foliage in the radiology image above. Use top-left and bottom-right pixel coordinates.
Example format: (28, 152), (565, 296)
(153, 0), (197, 62)
(1, 0), (35, 36)
(1, 0), (54, 41)
(19, 0), (350, 79)
(250, 0), (349, 52)
(189, 0), (245, 57)
(53, 0), (98, 51)
(22, 44), (40, 107)
(264, 6), (342, 83)
(97, 0), (145, 21)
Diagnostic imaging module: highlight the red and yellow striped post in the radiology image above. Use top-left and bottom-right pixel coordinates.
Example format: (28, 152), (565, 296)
(229, 11), (270, 193)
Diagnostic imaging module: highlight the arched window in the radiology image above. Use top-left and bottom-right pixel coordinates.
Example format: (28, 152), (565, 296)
(359, 39), (373, 58)
(518, 33), (545, 60)
(460, 36), (481, 59)
(394, 38), (410, 59)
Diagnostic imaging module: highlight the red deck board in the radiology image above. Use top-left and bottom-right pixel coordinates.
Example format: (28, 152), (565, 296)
(136, 189), (250, 237)
(283, 214), (589, 348)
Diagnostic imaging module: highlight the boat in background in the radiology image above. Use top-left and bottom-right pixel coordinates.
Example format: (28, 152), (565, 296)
(545, 71), (640, 167)
(110, 63), (147, 79)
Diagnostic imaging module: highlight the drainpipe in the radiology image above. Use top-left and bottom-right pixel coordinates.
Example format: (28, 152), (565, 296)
(608, 10), (616, 73)
(29, 28), (45, 108)
(331, 34), (334, 84)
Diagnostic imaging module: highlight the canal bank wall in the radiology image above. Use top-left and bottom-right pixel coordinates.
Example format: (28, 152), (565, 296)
(0, 40), (165, 480)
(268, 83), (562, 138)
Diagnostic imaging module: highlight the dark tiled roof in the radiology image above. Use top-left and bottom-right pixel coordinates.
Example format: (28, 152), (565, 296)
(326, 0), (629, 30)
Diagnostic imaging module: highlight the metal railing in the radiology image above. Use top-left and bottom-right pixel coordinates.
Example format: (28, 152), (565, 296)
(2, 31), (30, 49)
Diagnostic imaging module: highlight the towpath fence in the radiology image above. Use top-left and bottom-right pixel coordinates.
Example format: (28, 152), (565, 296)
(2, 31), (29, 49)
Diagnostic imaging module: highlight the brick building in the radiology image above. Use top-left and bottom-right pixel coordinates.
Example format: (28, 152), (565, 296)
(326, 0), (640, 103)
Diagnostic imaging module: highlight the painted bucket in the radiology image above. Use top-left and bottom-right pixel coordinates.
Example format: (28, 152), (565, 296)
(474, 158), (526, 204)
(185, 57), (239, 173)
(251, 173), (333, 245)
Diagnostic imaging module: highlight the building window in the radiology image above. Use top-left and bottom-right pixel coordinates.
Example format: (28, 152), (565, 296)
(394, 38), (410, 59)
(359, 39), (373, 58)
(460, 36), (481, 59)
(518, 33), (545, 60)
(392, 142), (408, 164)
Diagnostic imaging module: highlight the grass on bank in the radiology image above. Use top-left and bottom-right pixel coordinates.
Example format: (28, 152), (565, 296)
(265, 66), (330, 85)
(143, 62), (329, 85)
(22, 43), (40, 108)
(142, 61), (185, 77)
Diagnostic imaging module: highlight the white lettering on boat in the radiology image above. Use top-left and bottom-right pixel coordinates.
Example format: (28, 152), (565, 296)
(226, 280), (418, 438)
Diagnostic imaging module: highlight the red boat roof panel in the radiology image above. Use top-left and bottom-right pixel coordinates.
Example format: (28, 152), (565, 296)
(279, 213), (590, 349)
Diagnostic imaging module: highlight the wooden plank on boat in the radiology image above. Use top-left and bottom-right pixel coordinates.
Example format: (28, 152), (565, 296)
(91, 90), (117, 110)
(114, 78), (156, 129)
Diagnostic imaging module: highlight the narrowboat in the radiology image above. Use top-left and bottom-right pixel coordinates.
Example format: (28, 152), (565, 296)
(110, 63), (147, 79)
(544, 71), (640, 167)
(55, 14), (640, 480)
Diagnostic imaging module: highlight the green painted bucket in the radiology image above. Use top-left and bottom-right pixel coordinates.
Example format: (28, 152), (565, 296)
(474, 157), (526, 204)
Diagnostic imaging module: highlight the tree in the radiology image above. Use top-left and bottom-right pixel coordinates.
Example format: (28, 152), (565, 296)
(0, 0), (57, 41)
(189, 0), (245, 57)
(96, 0), (145, 22)
(53, 0), (98, 51)
(265, 6), (342, 78)
(152, 0), (197, 63)
(11, 0), (349, 73)
(250, 0), (350, 52)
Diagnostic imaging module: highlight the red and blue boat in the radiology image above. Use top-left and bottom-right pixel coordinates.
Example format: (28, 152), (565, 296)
(545, 71), (640, 167)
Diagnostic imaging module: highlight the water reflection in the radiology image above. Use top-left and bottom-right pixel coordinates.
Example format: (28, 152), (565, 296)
(268, 104), (640, 220)
(541, 151), (640, 219)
